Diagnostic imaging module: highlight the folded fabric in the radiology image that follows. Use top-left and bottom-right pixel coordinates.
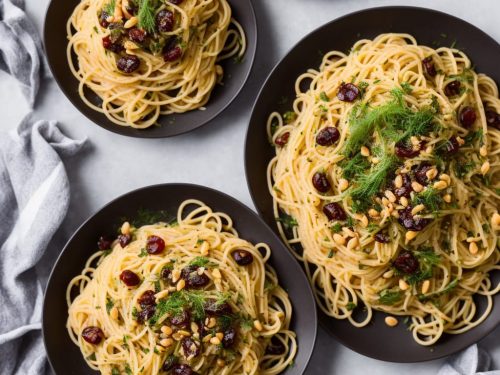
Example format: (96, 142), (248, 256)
(0, 115), (86, 375)
(438, 345), (500, 375)
(0, 0), (46, 107)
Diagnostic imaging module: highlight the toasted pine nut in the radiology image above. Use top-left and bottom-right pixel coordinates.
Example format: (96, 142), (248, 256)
(161, 325), (173, 336)
(410, 136), (420, 146)
(433, 180), (448, 190)
(202, 334), (212, 343)
(456, 136), (465, 146)
(480, 161), (490, 175)
(391, 210), (400, 219)
(217, 359), (226, 367)
(425, 168), (438, 181)
(439, 174), (451, 185)
(342, 227), (356, 238)
(171, 269), (181, 283)
(178, 330), (191, 337)
(400, 196), (409, 207)
(383, 270), (394, 279)
(347, 237), (359, 250)
(207, 317), (216, 328)
(360, 146), (370, 157)
(394, 175), (403, 189)
(172, 332), (184, 341)
(197, 267), (205, 276)
(411, 204), (425, 215)
(358, 214), (369, 228)
(210, 337), (221, 345)
(405, 231), (418, 242)
(110, 306), (119, 320)
(333, 234), (346, 246)
(106, 15), (114, 23)
(385, 316), (398, 327)
(399, 279), (409, 291)
(253, 320), (263, 331)
(412, 181), (424, 193)
(160, 338), (174, 347)
(443, 194), (452, 203)
(211, 268), (222, 279)
(466, 236), (480, 243)
(480, 145), (488, 157)
(190, 322), (199, 333)
(425, 145), (433, 154)
(421, 280), (431, 294)
(339, 178), (349, 192)
(124, 16), (138, 28)
(469, 242), (479, 255)
(368, 209), (380, 218)
(176, 279), (186, 291)
(216, 332), (224, 340)
(371, 157), (380, 164)
(385, 190), (397, 203)
(200, 241), (209, 256)
(492, 212), (500, 228)
(121, 221), (131, 235)
(382, 197), (390, 207)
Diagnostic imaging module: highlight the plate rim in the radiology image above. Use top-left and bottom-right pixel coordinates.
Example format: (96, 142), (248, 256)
(244, 5), (500, 363)
(42, 0), (258, 139)
(42, 182), (318, 374)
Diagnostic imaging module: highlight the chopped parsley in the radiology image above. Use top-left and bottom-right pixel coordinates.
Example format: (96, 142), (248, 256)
(137, 0), (157, 34)
(418, 278), (460, 302)
(276, 212), (298, 230)
(412, 188), (443, 214)
(283, 111), (297, 123)
(138, 248), (148, 257)
(378, 289), (402, 305)
(346, 302), (357, 311)
(401, 82), (413, 94)
(105, 297), (114, 314)
(319, 91), (330, 102)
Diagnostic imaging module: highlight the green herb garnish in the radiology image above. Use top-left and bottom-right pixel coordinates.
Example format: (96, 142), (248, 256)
(103, 0), (116, 15)
(139, 248), (148, 257)
(320, 92), (330, 102)
(401, 82), (413, 94)
(137, 0), (157, 34)
(412, 188), (443, 214)
(283, 111), (297, 123)
(106, 297), (114, 314)
(378, 289), (402, 305)
(346, 302), (357, 311)
(276, 212), (298, 230)
(418, 278), (459, 301)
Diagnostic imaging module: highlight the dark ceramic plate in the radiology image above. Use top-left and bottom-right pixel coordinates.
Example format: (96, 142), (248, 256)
(42, 184), (317, 374)
(43, 0), (257, 138)
(245, 6), (500, 363)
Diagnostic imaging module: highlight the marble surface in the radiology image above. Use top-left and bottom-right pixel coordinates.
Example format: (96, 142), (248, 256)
(2, 0), (499, 373)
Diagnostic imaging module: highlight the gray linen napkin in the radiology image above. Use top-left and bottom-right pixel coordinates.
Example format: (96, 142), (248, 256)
(0, 115), (86, 375)
(439, 345), (500, 375)
(0, 0), (46, 107)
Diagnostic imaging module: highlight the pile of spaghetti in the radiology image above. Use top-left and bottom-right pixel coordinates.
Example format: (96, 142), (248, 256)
(67, 200), (295, 374)
(67, 0), (245, 128)
(268, 33), (500, 345)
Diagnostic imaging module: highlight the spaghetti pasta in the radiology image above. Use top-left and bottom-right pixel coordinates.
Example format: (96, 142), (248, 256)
(267, 33), (500, 346)
(67, 200), (296, 374)
(67, 0), (246, 128)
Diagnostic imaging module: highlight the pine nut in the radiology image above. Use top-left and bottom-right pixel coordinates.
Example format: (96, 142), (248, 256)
(333, 234), (346, 246)
(410, 136), (420, 146)
(466, 236), (480, 243)
(425, 145), (433, 154)
(200, 241), (209, 256)
(400, 196), (409, 207)
(492, 213), (500, 228)
(202, 334), (212, 343)
(216, 332), (224, 340)
(124, 16), (138, 28)
(394, 175), (403, 189)
(385, 316), (398, 327)
(361, 146), (370, 157)
(106, 15), (114, 23)
(411, 204), (425, 215)
(197, 267), (205, 275)
(160, 338), (173, 347)
(342, 227), (356, 237)
(172, 269), (181, 283)
(391, 210), (400, 219)
(121, 221), (131, 235)
(172, 332), (184, 341)
(161, 325), (173, 336)
(176, 279), (186, 291)
(382, 197), (390, 207)
(443, 194), (452, 203)
(480, 161), (490, 175)
(433, 180), (448, 190)
(190, 322), (199, 333)
(155, 289), (169, 303)
(469, 242), (479, 255)
(347, 237), (359, 250)
(207, 317), (216, 328)
(480, 145), (488, 157)
(383, 270), (394, 279)
(253, 320), (263, 331)
(339, 178), (349, 192)
(217, 359), (226, 367)
(421, 280), (431, 294)
(439, 174), (451, 185)
(385, 190), (397, 203)
(210, 337), (221, 345)
(412, 181), (424, 193)
(371, 157), (380, 164)
(425, 168), (438, 181)
(456, 136), (465, 146)
(178, 330), (191, 337)
(368, 209), (380, 218)
(399, 279), (409, 291)
(359, 214), (369, 228)
(405, 231), (418, 242)
(110, 306), (119, 320)
(211, 268), (222, 279)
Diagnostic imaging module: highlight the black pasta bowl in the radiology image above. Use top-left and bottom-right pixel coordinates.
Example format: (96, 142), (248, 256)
(245, 6), (500, 363)
(42, 183), (317, 374)
(43, 0), (257, 138)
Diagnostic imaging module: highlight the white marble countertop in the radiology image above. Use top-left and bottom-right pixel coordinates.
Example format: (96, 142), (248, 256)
(2, 0), (499, 373)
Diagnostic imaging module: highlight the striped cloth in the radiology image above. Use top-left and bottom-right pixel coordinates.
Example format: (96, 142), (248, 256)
(0, 115), (86, 375)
